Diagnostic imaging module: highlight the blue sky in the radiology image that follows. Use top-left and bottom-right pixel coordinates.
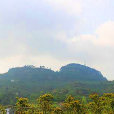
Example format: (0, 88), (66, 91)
(0, 0), (114, 80)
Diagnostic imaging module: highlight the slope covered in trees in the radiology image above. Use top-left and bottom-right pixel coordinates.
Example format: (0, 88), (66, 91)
(0, 63), (107, 82)
(0, 93), (114, 114)
(59, 63), (107, 81)
(0, 63), (112, 105)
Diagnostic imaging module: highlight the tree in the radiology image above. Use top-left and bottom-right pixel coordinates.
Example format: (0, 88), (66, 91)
(53, 107), (64, 114)
(0, 104), (6, 114)
(15, 97), (33, 114)
(38, 94), (53, 114)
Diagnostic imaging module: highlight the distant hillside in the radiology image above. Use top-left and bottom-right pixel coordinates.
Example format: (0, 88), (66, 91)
(0, 63), (110, 105)
(0, 65), (56, 81)
(59, 63), (107, 81)
(0, 63), (107, 82)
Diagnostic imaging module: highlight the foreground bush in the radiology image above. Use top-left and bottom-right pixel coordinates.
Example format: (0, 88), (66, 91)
(1, 93), (114, 114)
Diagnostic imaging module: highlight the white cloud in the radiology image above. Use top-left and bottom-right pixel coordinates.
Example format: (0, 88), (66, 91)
(63, 20), (114, 80)
(94, 0), (111, 7)
(0, 54), (70, 73)
(95, 21), (114, 46)
(66, 21), (114, 46)
(0, 55), (23, 73)
(0, 0), (114, 81)
(44, 0), (82, 15)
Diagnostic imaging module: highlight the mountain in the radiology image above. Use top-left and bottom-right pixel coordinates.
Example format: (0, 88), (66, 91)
(0, 63), (111, 105)
(59, 63), (107, 81)
(0, 65), (56, 81)
(0, 63), (107, 82)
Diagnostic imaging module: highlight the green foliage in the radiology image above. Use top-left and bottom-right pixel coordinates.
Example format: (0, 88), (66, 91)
(87, 93), (114, 114)
(66, 95), (75, 103)
(0, 63), (114, 106)
(0, 64), (114, 114)
(63, 95), (85, 114)
(0, 64), (107, 82)
(82, 96), (87, 104)
(15, 97), (32, 114)
(53, 107), (64, 114)
(38, 94), (54, 113)
(0, 93), (112, 114)
(0, 104), (6, 114)
(60, 63), (107, 81)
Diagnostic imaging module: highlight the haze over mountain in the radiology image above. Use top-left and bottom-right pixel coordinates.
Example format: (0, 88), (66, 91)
(0, 0), (114, 109)
(0, 0), (114, 80)
(0, 63), (113, 105)
(0, 63), (107, 82)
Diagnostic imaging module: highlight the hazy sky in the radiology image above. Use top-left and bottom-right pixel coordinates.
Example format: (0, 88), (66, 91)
(0, 0), (114, 80)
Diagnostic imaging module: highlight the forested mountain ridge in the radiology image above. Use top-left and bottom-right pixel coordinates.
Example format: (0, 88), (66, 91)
(0, 63), (107, 82)
(0, 63), (110, 105)
(60, 63), (107, 81)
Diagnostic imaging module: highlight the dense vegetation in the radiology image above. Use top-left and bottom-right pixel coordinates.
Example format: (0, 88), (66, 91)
(0, 63), (113, 107)
(0, 93), (114, 114)
(0, 63), (107, 82)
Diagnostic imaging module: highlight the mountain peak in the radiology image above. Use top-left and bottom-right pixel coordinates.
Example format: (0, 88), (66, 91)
(0, 63), (107, 82)
(60, 63), (107, 81)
